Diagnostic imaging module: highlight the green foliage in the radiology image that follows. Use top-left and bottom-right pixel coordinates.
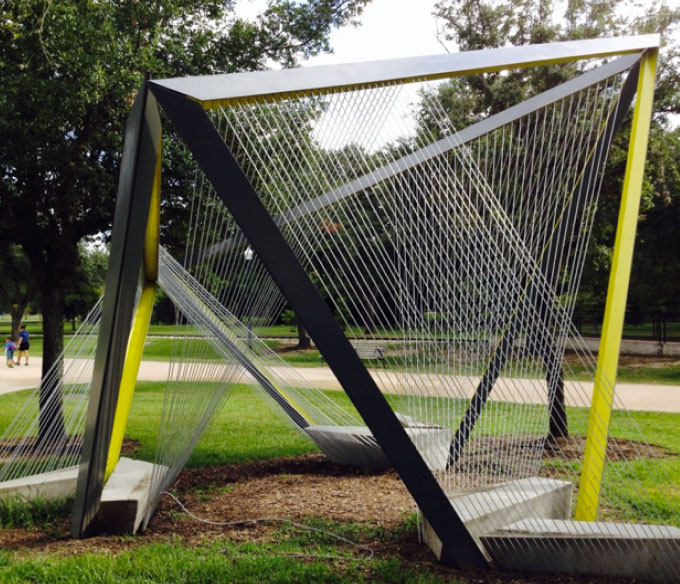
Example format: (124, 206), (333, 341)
(0, 0), (370, 377)
(280, 308), (296, 330)
(0, 244), (36, 337)
(430, 0), (680, 318)
(150, 288), (176, 325)
(63, 244), (107, 321)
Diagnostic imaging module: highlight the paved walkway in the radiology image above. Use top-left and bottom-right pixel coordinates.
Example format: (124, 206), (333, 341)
(1, 357), (679, 414)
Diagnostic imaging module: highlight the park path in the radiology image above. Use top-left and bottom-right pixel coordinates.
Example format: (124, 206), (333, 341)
(1, 357), (679, 414)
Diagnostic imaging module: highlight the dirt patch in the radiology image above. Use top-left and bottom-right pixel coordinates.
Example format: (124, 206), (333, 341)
(0, 450), (668, 583)
(156, 454), (413, 531)
(451, 434), (671, 479)
(543, 435), (671, 462)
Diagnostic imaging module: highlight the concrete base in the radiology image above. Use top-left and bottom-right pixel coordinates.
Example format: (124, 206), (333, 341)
(97, 457), (158, 535)
(421, 477), (573, 562)
(304, 425), (450, 471)
(0, 465), (79, 500)
(0, 457), (159, 535)
(481, 518), (680, 583)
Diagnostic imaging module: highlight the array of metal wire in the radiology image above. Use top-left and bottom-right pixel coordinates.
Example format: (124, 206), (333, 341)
(0, 299), (103, 483)
(0, 51), (676, 581)
(167, 60), (679, 580)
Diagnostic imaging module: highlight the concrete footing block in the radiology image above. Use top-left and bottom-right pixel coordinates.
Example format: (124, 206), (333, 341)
(481, 518), (680, 583)
(97, 457), (157, 535)
(421, 477), (573, 562)
(304, 425), (450, 470)
(0, 465), (79, 501)
(0, 457), (158, 535)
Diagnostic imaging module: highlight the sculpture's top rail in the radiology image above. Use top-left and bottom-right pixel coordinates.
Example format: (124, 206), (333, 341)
(150, 34), (659, 108)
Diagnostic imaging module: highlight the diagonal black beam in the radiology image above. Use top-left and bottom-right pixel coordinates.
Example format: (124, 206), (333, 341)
(448, 62), (641, 466)
(150, 83), (487, 568)
(71, 82), (161, 537)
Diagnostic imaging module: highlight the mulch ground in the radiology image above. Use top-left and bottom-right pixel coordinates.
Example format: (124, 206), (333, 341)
(0, 440), (669, 584)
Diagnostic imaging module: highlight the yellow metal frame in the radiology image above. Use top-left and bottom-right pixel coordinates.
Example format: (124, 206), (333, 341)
(105, 142), (161, 480)
(574, 49), (658, 522)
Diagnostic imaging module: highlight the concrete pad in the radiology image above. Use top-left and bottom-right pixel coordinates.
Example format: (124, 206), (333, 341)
(0, 465), (78, 500)
(421, 477), (573, 562)
(97, 457), (158, 535)
(481, 518), (680, 583)
(304, 425), (451, 470)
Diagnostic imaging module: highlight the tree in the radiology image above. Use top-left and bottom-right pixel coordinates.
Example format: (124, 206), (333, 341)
(0, 244), (37, 338)
(0, 0), (369, 444)
(429, 0), (680, 440)
(64, 244), (108, 329)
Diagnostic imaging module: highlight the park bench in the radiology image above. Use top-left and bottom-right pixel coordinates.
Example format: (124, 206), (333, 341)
(320, 340), (387, 368)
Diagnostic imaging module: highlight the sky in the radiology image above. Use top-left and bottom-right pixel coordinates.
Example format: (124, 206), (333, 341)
(234, 0), (452, 146)
(237, 0), (450, 67)
(305, 0), (449, 66)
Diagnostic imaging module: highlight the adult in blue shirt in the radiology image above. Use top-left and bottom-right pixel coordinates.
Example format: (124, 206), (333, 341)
(16, 325), (29, 366)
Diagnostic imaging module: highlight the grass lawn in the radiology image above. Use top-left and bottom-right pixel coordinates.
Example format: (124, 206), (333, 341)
(143, 336), (680, 385)
(566, 360), (680, 385)
(126, 382), (317, 466)
(4, 317), (680, 340)
(0, 541), (452, 584)
(579, 319), (680, 339)
(0, 381), (678, 582)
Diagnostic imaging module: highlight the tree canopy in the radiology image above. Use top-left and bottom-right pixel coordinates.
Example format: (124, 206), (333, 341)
(429, 0), (680, 319)
(0, 0), (370, 380)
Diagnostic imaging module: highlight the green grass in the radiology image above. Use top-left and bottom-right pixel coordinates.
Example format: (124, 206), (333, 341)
(579, 320), (680, 339)
(124, 383), (318, 466)
(141, 337), (223, 361)
(6, 383), (678, 527)
(6, 317), (679, 341)
(0, 539), (454, 583)
(141, 336), (680, 384)
(4, 318), (680, 384)
(0, 381), (678, 582)
(605, 366), (680, 385)
(0, 496), (72, 531)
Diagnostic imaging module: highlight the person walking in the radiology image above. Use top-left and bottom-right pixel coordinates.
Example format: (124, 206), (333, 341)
(16, 325), (29, 366)
(4, 337), (15, 368)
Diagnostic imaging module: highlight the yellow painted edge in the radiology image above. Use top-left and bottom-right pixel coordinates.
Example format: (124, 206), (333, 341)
(264, 374), (315, 426)
(144, 146), (161, 280)
(574, 49), (658, 522)
(197, 49), (644, 109)
(105, 283), (156, 480)
(105, 144), (162, 480)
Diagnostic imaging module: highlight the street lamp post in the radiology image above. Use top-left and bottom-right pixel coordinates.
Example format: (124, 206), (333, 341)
(244, 246), (254, 349)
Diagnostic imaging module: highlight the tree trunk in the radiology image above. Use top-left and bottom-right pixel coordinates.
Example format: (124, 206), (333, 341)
(38, 282), (66, 449)
(10, 304), (25, 340)
(545, 347), (569, 441)
(548, 372), (569, 441)
(296, 315), (311, 350)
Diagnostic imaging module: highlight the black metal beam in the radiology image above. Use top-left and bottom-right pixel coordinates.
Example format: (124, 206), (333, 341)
(150, 82), (487, 568)
(448, 62), (641, 465)
(71, 82), (161, 538)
